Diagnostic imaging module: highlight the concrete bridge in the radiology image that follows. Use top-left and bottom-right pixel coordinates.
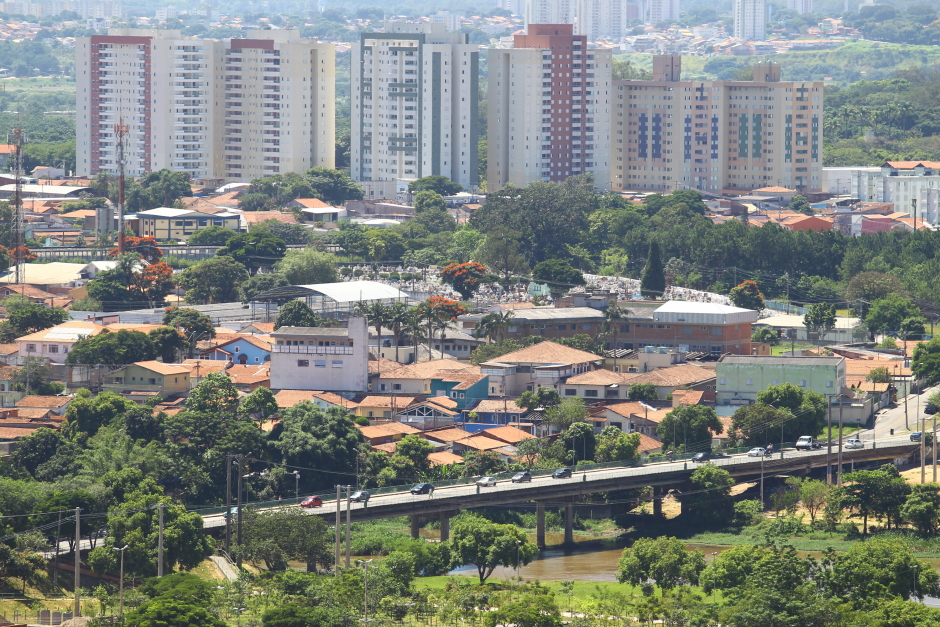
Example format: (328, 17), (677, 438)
(202, 436), (921, 548)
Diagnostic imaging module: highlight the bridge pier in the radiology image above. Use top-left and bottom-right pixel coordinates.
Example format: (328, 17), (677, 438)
(439, 510), (459, 542)
(652, 488), (663, 518)
(410, 515), (420, 539)
(536, 501), (546, 548)
(564, 502), (574, 546)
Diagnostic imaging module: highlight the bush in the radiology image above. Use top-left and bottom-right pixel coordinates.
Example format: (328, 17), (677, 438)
(340, 267), (353, 276)
(734, 499), (763, 525)
(353, 269), (363, 277)
(354, 417), (370, 426)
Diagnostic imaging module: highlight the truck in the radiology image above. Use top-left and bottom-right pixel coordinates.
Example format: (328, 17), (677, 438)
(795, 436), (820, 451)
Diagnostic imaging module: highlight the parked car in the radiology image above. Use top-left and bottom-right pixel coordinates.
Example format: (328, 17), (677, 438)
(747, 447), (768, 457)
(795, 436), (820, 451)
(691, 451), (711, 462)
(300, 496), (323, 508)
(511, 471), (532, 483)
(476, 476), (498, 487)
(912, 432), (923, 442)
(926, 404), (938, 415)
(410, 483), (434, 495)
(551, 467), (573, 479)
(350, 491), (370, 503)
(845, 438), (864, 450)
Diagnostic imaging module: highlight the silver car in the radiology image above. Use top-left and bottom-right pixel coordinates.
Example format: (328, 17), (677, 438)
(845, 438), (864, 450)
(747, 447), (767, 457)
(476, 476), (498, 487)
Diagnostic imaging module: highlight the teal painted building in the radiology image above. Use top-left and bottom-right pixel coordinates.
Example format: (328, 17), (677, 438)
(716, 355), (845, 406)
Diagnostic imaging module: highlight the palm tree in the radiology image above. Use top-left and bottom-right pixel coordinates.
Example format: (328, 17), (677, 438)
(475, 313), (498, 344)
(414, 301), (437, 362)
(356, 301), (390, 370)
(386, 301), (411, 363)
(403, 309), (426, 364)
(433, 316), (451, 355)
(492, 310), (516, 343)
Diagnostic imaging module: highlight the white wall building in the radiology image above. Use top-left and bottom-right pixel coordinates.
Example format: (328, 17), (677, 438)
(76, 29), (334, 182)
(576, 0), (630, 41)
(430, 11), (461, 31)
(840, 161), (940, 225)
(648, 0), (679, 23)
(733, 0), (766, 41)
(351, 22), (480, 191)
(498, 0), (526, 15)
(270, 317), (369, 393)
(525, 0), (575, 28)
(786, 0), (813, 14)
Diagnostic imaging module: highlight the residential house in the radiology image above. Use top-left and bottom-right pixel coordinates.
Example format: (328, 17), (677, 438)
(101, 361), (192, 398)
(461, 398), (528, 429)
(357, 422), (422, 446)
(269, 318), (369, 393)
(475, 425), (535, 446)
(200, 335), (272, 364)
(274, 389), (359, 412)
(479, 341), (604, 397)
(755, 314), (863, 344)
(16, 321), (105, 365)
(601, 401), (670, 436)
(715, 355), (846, 406)
(182, 359), (231, 386)
(354, 396), (418, 420)
(133, 208), (241, 241)
(225, 364), (271, 392)
(374, 359), (484, 401)
(428, 451), (465, 466)
(15, 395), (73, 416)
(452, 434), (516, 459)
(395, 397), (462, 430)
(0, 364), (23, 407)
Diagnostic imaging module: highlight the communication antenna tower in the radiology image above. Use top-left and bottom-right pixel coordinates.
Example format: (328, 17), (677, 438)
(8, 126), (26, 287)
(114, 117), (129, 254)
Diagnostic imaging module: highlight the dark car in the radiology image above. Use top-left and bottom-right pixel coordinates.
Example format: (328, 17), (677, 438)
(551, 467), (573, 479)
(511, 471), (532, 483)
(300, 496), (323, 508)
(691, 451), (711, 462)
(410, 483), (434, 495)
(926, 404), (938, 415)
(350, 490), (370, 503)
(912, 432), (923, 442)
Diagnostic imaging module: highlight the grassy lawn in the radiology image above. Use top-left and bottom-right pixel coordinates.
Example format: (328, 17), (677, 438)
(771, 343), (818, 355)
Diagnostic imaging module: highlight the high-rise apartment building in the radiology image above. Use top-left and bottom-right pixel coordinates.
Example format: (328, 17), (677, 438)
(648, 0), (680, 23)
(487, 24), (612, 190)
(76, 29), (335, 182)
(787, 0), (812, 13)
(498, 0), (526, 15)
(351, 23), (479, 191)
(576, 0), (629, 41)
(525, 0), (575, 29)
(733, 0), (766, 40)
(611, 56), (823, 194)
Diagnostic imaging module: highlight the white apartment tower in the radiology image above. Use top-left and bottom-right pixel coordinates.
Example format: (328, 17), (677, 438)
(351, 23), (480, 190)
(611, 56), (824, 194)
(488, 24), (612, 191)
(786, 0), (813, 14)
(76, 29), (335, 182)
(498, 0), (526, 15)
(733, 0), (766, 40)
(576, 0), (630, 41)
(648, 0), (680, 23)
(525, 0), (575, 29)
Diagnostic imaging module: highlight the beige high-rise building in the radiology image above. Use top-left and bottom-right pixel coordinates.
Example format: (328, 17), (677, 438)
(525, 0), (575, 29)
(576, 0), (630, 41)
(488, 24), (612, 191)
(351, 23), (480, 192)
(648, 0), (680, 23)
(612, 55), (823, 194)
(733, 0), (766, 40)
(76, 29), (335, 182)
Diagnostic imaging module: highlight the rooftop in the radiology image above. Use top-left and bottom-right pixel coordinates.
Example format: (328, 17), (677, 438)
(757, 315), (862, 330)
(477, 425), (535, 444)
(121, 361), (191, 376)
(357, 395), (417, 408)
(17, 321), (105, 343)
(501, 306), (606, 321)
(0, 262), (89, 285)
(488, 341), (602, 366)
(271, 326), (350, 338)
(379, 358), (479, 380)
(16, 395), (72, 409)
(654, 301), (756, 315)
(718, 355), (845, 366)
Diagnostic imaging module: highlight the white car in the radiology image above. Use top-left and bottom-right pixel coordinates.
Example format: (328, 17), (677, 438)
(747, 447), (767, 457)
(845, 438), (864, 450)
(476, 476), (498, 487)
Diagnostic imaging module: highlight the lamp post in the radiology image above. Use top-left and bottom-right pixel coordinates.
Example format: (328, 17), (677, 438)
(234, 607), (246, 627)
(359, 559), (374, 623)
(292, 470), (300, 501)
(112, 545), (128, 616)
(711, 552), (718, 605)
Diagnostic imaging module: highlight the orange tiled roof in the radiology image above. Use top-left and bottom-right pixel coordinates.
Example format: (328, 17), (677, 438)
(357, 395), (417, 408)
(16, 396), (71, 409)
(292, 198), (331, 208)
(240, 211), (297, 225)
(428, 451), (465, 466)
(477, 425), (535, 444)
(127, 361), (191, 376)
(488, 341), (601, 366)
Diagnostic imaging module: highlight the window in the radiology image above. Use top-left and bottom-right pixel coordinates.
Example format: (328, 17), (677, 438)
(620, 324), (630, 332)
(332, 360), (343, 367)
(826, 381), (833, 388)
(393, 383), (402, 391)
(745, 379), (753, 386)
(48, 345), (59, 353)
(565, 388), (577, 396)
(451, 391), (458, 398)
(459, 393), (465, 399)
(719, 378), (727, 385)
(682, 326), (693, 335)
(799, 380), (807, 387)
(557, 324), (567, 331)
(297, 360), (309, 367)
(710, 327), (722, 336)
(584, 390), (598, 397)
(582, 324), (591, 330)
(26, 344), (35, 352)
(148, 378), (156, 385)
(315, 360), (327, 367)
(379, 384), (387, 391)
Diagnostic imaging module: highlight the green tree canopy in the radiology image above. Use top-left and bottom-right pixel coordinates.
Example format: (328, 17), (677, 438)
(274, 300), (332, 330)
(408, 175), (462, 196)
(616, 536), (706, 590)
(866, 294), (923, 337)
(532, 258), (585, 294)
(216, 232), (287, 275)
(729, 280), (765, 311)
(186, 225), (237, 246)
(274, 248), (338, 285)
(656, 405), (722, 451)
(449, 514), (539, 583)
(65, 329), (156, 367)
(640, 241), (665, 299)
(627, 382), (658, 401)
(176, 256), (250, 305)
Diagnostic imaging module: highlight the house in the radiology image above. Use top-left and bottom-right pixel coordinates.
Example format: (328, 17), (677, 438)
(479, 341), (604, 397)
(354, 396), (417, 420)
(237, 211), (298, 231)
(182, 359), (231, 386)
(780, 215), (834, 232)
(133, 208), (241, 241)
(238, 322), (276, 335)
(225, 364), (271, 391)
(0, 364), (23, 407)
(428, 451), (465, 466)
(199, 335), (272, 364)
(476, 425), (535, 446)
(601, 401), (670, 436)
(374, 359), (483, 399)
(357, 421), (422, 445)
(0, 262), (92, 291)
(755, 314), (864, 344)
(101, 361), (192, 398)
(395, 396), (462, 430)
(715, 355), (846, 406)
(16, 321), (106, 364)
(15, 395), (73, 416)
(269, 317), (369, 393)
(461, 399), (528, 428)
(274, 389), (358, 412)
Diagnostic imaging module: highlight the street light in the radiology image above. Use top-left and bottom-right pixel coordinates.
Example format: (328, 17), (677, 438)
(234, 607), (246, 627)
(292, 470), (300, 501)
(359, 559), (374, 623)
(711, 552), (718, 605)
(112, 545), (128, 616)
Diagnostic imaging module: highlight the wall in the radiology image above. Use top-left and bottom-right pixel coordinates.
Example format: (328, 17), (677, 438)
(269, 318), (369, 392)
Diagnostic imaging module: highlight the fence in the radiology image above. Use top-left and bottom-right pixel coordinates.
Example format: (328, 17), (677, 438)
(763, 300), (808, 316)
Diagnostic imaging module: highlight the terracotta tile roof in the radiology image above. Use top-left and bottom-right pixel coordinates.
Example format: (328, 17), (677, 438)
(241, 211), (297, 225)
(368, 357), (402, 374)
(455, 434), (507, 450)
(493, 302), (536, 310)
(673, 390), (705, 406)
(357, 395), (417, 408)
(423, 427), (473, 443)
(16, 395), (71, 408)
(182, 359), (231, 376)
(566, 369), (631, 385)
(752, 186), (796, 193)
(239, 322), (275, 334)
(358, 422), (422, 439)
(637, 433), (663, 453)
(373, 442), (398, 453)
(226, 364), (270, 385)
(126, 361), (191, 376)
(0, 426), (43, 439)
(0, 343), (19, 355)
(605, 401), (655, 418)
(488, 341), (601, 366)
(58, 209), (96, 219)
(211, 335), (272, 352)
(292, 198), (331, 208)
(408, 401), (459, 416)
(477, 425), (535, 444)
(850, 381), (890, 393)
(0, 364), (18, 380)
(105, 323), (168, 333)
(429, 451), (465, 466)
(0, 284), (59, 300)
(275, 389), (321, 408)
(895, 216), (932, 230)
(12, 407), (52, 420)
(845, 359), (910, 377)
(379, 359), (480, 380)
(469, 399), (524, 413)
(884, 161), (940, 169)
(624, 364), (715, 387)
(427, 395), (458, 409)
(312, 391), (358, 408)
(444, 372), (487, 390)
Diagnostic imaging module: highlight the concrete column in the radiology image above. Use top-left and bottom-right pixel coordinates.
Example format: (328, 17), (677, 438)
(564, 502), (574, 546)
(440, 511), (452, 542)
(410, 515), (420, 539)
(652, 488), (663, 518)
(536, 501), (546, 548)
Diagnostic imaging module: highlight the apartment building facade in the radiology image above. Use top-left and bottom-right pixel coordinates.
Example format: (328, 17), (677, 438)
(351, 23), (479, 191)
(576, 0), (630, 41)
(612, 55), (823, 194)
(525, 0), (575, 28)
(487, 24), (612, 190)
(733, 0), (766, 41)
(648, 0), (680, 23)
(76, 29), (335, 182)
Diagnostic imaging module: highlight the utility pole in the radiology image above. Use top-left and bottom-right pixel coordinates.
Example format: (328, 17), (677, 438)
(921, 403), (927, 484)
(8, 126), (26, 288)
(334, 485), (342, 574)
(114, 118), (129, 253)
(826, 400), (832, 485)
(54, 510), (61, 586)
(345, 486), (352, 568)
(837, 398), (844, 486)
(225, 454), (233, 555)
(236, 455), (246, 568)
(157, 504), (164, 577)
(113, 545), (128, 616)
(74, 507), (81, 617)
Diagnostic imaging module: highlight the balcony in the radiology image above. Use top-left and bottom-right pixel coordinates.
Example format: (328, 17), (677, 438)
(272, 345), (354, 355)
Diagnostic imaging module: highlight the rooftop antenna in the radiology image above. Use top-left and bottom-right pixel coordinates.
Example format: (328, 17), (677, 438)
(8, 125), (26, 289)
(114, 117), (129, 254)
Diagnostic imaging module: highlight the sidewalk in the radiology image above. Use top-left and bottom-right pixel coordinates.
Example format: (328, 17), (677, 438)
(210, 555), (238, 581)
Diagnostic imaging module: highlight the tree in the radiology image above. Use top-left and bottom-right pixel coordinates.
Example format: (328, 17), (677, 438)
(2, 298), (69, 334)
(657, 405), (722, 451)
(594, 430), (641, 463)
(803, 302), (837, 343)
(441, 261), (489, 300)
(617, 536), (706, 590)
(271, 404), (364, 491)
(902, 483), (940, 536)
(541, 397), (585, 432)
(186, 372), (240, 419)
(840, 466), (910, 534)
(186, 225), (237, 246)
(126, 597), (225, 627)
(828, 536), (940, 602)
(238, 507), (333, 571)
(846, 272), (906, 317)
(176, 256), (250, 305)
(138, 169), (193, 208)
(751, 326), (780, 345)
(149, 326), (187, 363)
(640, 241), (665, 299)
(787, 194), (812, 215)
(65, 329), (156, 367)
(163, 308), (215, 357)
(63, 389), (129, 437)
(461, 450), (507, 477)
(913, 337), (940, 386)
(684, 464), (735, 524)
(866, 294), (922, 337)
(304, 166), (364, 205)
(729, 280), (765, 311)
(627, 382), (658, 401)
(449, 514), (538, 583)
(413, 191), (456, 234)
(867, 366), (892, 383)
(409, 175), (462, 196)
(274, 249), (338, 285)
(800, 479), (831, 526)
(274, 301), (328, 331)
(532, 259), (585, 295)
(216, 232), (287, 275)
(477, 231), (529, 281)
(395, 434), (434, 474)
(250, 219), (315, 245)
(87, 252), (175, 311)
(9, 427), (68, 477)
(240, 272), (290, 302)
(240, 386), (278, 427)
(563, 421), (596, 463)
(485, 594), (560, 627)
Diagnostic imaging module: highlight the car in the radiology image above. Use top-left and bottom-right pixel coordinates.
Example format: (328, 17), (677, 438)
(476, 476), (498, 487)
(926, 404), (938, 415)
(551, 467), (573, 479)
(410, 483), (435, 495)
(912, 432), (923, 442)
(747, 447), (768, 457)
(349, 490), (370, 503)
(795, 436), (819, 451)
(511, 471), (532, 483)
(300, 496), (323, 508)
(691, 451), (711, 462)
(845, 438), (864, 450)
